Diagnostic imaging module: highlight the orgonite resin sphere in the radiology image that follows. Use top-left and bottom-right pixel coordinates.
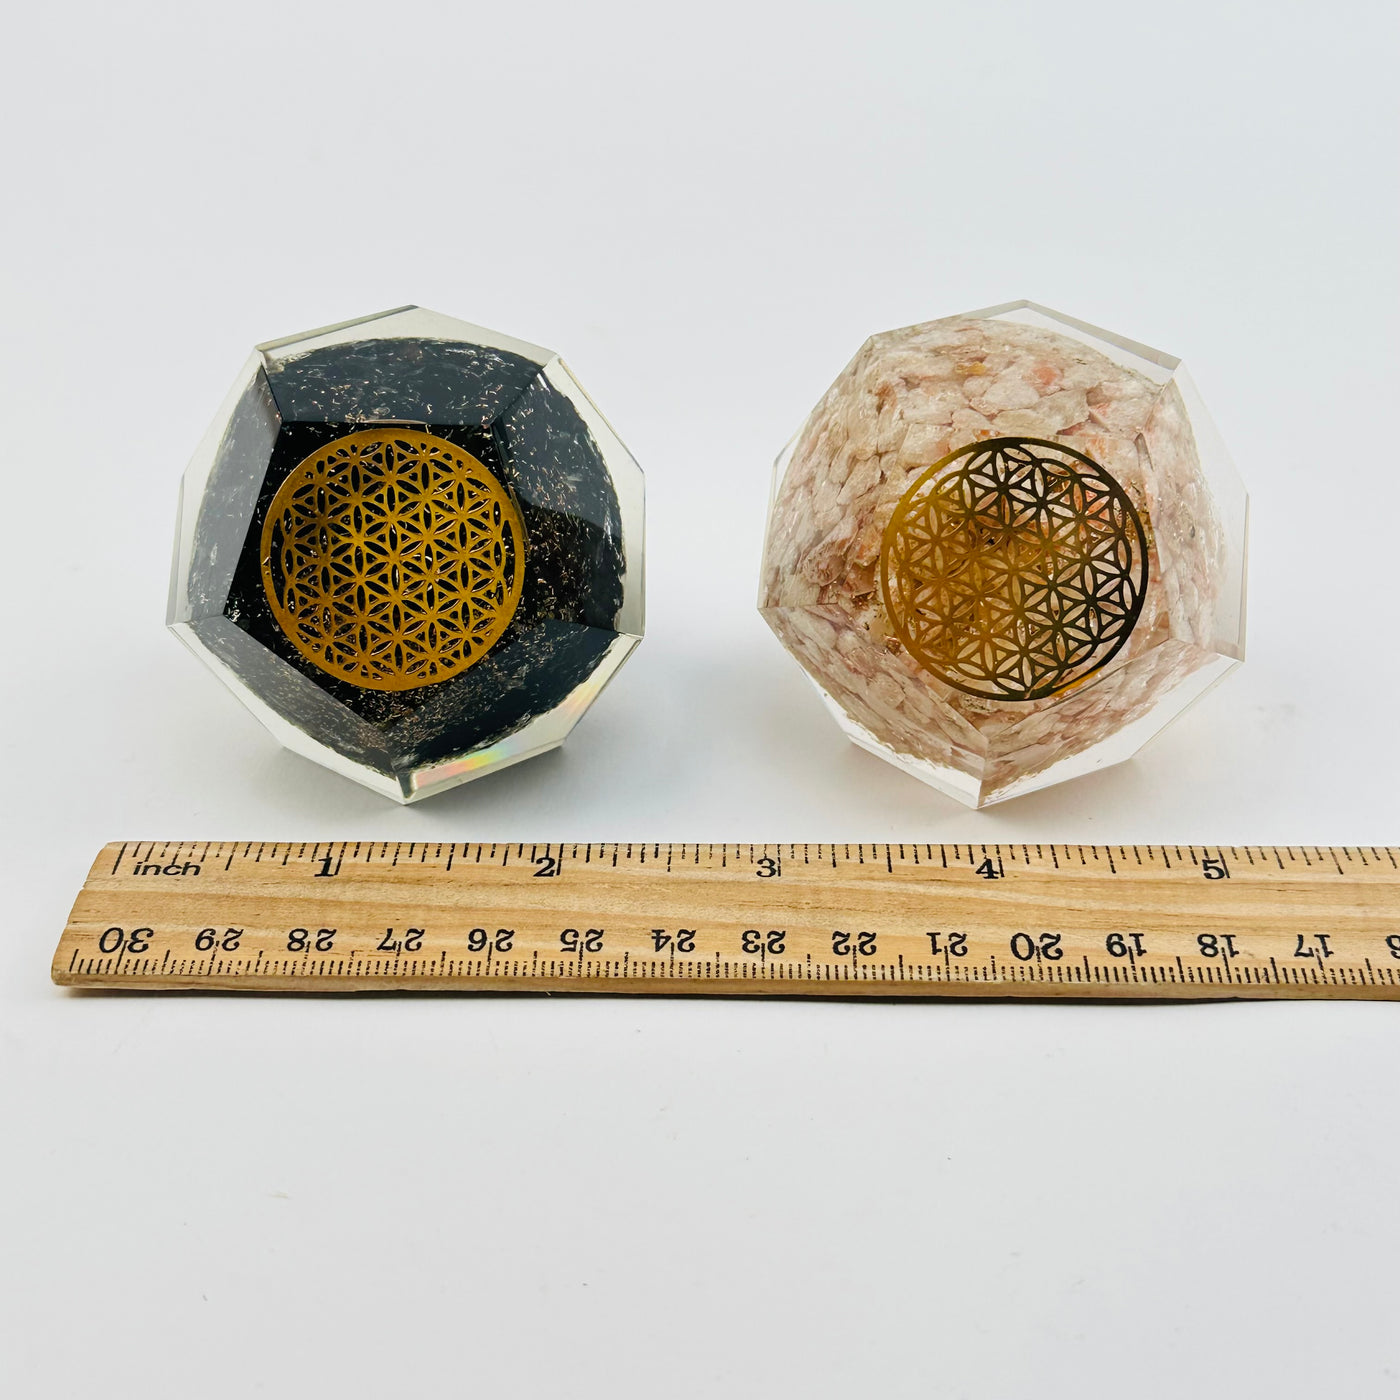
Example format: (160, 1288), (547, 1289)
(169, 306), (644, 802)
(759, 301), (1246, 807)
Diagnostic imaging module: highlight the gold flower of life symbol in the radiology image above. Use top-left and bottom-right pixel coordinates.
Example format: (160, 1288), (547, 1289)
(260, 429), (526, 692)
(879, 437), (1149, 702)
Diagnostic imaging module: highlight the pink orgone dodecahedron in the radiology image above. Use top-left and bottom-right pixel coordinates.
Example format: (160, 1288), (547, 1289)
(759, 300), (1247, 807)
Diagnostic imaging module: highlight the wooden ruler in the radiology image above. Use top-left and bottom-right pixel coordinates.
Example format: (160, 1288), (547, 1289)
(50, 841), (1400, 999)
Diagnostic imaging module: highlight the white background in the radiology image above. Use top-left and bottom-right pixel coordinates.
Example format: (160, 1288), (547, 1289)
(2, 2), (1397, 1395)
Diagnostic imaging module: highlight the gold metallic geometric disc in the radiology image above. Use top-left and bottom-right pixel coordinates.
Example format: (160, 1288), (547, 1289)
(260, 429), (526, 692)
(880, 437), (1148, 702)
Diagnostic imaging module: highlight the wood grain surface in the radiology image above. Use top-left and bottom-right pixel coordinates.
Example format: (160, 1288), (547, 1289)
(51, 841), (1400, 999)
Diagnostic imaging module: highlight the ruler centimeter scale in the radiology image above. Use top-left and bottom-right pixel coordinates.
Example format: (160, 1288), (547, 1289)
(50, 841), (1400, 999)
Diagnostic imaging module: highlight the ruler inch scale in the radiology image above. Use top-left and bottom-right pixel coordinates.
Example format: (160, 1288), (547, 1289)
(51, 841), (1400, 1000)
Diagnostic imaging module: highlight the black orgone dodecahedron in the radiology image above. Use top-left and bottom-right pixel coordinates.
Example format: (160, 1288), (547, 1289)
(168, 305), (644, 802)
